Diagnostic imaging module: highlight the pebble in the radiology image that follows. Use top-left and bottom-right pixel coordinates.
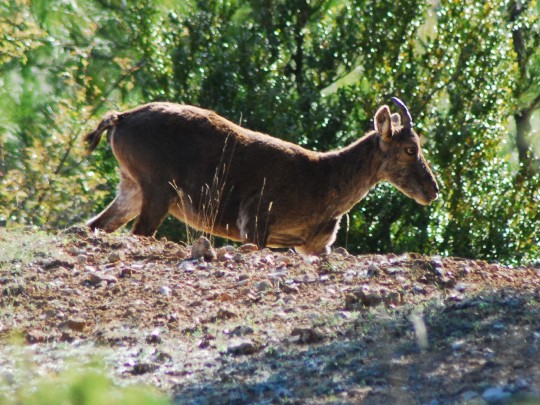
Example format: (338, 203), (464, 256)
(514, 378), (529, 389)
(66, 318), (87, 332)
(226, 339), (259, 355)
(191, 237), (216, 261)
(76, 255), (87, 265)
(282, 284), (299, 294)
(367, 264), (380, 277)
(146, 329), (162, 344)
(229, 325), (254, 337)
(86, 272), (118, 286)
(179, 261), (196, 272)
(451, 340), (466, 350)
(333, 247), (349, 256)
(290, 327), (324, 344)
(233, 253), (245, 263)
(68, 246), (81, 255)
(256, 281), (272, 292)
(216, 246), (235, 261)
(237, 279), (250, 287)
(130, 362), (160, 375)
(158, 286), (171, 296)
(218, 292), (233, 302)
(239, 243), (258, 253)
(275, 255), (292, 267)
(108, 252), (122, 263)
(482, 387), (511, 403)
(303, 256), (319, 265)
(460, 391), (480, 401)
(455, 282), (469, 292)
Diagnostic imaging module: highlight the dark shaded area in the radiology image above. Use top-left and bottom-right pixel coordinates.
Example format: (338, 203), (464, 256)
(173, 290), (540, 405)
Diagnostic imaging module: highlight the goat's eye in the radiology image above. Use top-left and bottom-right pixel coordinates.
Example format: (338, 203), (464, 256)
(406, 147), (417, 155)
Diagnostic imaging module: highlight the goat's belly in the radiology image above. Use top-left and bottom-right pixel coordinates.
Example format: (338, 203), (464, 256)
(267, 234), (306, 248)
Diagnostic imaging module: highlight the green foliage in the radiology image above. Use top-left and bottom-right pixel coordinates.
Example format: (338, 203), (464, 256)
(0, 0), (538, 264)
(0, 360), (168, 405)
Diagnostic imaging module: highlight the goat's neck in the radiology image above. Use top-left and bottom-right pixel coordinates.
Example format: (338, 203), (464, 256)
(319, 132), (382, 216)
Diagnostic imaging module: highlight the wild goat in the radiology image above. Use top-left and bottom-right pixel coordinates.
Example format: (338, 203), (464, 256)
(85, 98), (439, 255)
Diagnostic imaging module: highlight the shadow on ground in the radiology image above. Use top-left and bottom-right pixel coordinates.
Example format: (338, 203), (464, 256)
(172, 289), (540, 405)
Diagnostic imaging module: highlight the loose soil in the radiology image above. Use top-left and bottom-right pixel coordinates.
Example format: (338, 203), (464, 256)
(1, 226), (539, 404)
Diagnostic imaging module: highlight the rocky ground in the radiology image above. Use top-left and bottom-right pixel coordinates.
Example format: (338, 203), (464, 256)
(1, 226), (539, 404)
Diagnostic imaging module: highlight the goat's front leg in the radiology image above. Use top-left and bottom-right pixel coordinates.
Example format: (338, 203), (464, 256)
(295, 217), (341, 255)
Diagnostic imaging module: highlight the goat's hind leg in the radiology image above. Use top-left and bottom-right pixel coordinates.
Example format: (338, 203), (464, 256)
(87, 171), (142, 232)
(131, 182), (176, 236)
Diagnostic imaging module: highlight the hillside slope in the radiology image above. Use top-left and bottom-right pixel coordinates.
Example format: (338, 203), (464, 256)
(1, 227), (539, 404)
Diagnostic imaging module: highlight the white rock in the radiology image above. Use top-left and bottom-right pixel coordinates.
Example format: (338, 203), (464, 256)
(158, 286), (171, 296)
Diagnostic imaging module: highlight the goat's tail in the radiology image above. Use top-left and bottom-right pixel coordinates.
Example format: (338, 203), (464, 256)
(84, 111), (120, 153)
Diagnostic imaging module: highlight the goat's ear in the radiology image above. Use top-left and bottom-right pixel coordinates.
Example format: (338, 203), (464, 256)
(374, 105), (392, 142)
(391, 113), (400, 126)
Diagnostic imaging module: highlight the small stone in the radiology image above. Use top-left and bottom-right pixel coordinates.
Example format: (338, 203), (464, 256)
(232, 253), (245, 263)
(345, 285), (383, 309)
(179, 261), (196, 272)
(25, 329), (47, 344)
(146, 329), (162, 344)
(275, 255), (292, 267)
(367, 264), (380, 277)
(68, 246), (81, 255)
(217, 252), (234, 262)
(229, 325), (254, 337)
(86, 272), (117, 286)
(108, 252), (122, 263)
(216, 308), (237, 320)
(66, 318), (87, 332)
(227, 339), (259, 355)
(482, 387), (511, 403)
(290, 327), (324, 344)
(218, 292), (234, 302)
(237, 279), (250, 287)
(130, 362), (159, 375)
(159, 286), (171, 296)
(303, 256), (319, 265)
(176, 248), (189, 259)
(76, 255), (88, 265)
(256, 281), (272, 292)
(282, 284), (300, 294)
(334, 311), (350, 320)
(432, 256), (444, 268)
(455, 282), (469, 292)
(198, 335), (213, 349)
(239, 243), (258, 253)
(333, 247), (349, 256)
(460, 391), (480, 401)
(451, 340), (465, 350)
(191, 236), (216, 261)
(514, 378), (529, 389)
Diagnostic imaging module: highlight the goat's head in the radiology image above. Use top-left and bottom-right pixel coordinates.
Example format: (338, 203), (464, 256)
(374, 98), (439, 205)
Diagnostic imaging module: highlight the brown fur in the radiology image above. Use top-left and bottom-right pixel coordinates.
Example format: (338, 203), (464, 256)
(85, 100), (439, 255)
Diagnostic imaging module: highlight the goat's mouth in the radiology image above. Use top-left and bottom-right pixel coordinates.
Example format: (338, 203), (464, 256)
(390, 180), (439, 205)
(413, 189), (439, 205)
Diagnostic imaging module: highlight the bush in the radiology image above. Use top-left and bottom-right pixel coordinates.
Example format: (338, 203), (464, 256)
(1, 0), (538, 265)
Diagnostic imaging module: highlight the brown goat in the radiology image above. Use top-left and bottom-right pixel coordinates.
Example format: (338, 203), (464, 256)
(85, 98), (439, 255)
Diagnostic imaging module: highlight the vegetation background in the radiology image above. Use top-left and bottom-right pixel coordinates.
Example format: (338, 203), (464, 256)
(1, 0), (539, 265)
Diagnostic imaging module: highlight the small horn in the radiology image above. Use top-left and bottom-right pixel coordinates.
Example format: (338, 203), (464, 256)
(391, 97), (412, 129)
